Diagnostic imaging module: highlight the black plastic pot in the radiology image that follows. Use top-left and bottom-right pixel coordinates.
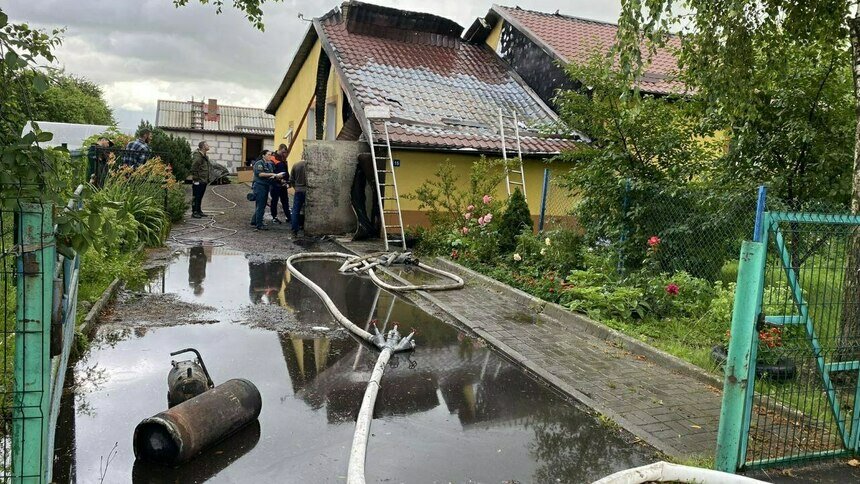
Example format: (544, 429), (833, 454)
(711, 345), (797, 382)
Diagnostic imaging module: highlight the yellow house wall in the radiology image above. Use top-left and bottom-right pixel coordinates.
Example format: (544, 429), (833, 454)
(273, 39), (322, 164)
(485, 19), (504, 52)
(392, 149), (573, 224)
(324, 67), (345, 137)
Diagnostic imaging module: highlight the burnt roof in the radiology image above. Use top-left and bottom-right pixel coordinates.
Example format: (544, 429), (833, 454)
(267, 1), (580, 154)
(316, 1), (579, 154)
(479, 4), (685, 96)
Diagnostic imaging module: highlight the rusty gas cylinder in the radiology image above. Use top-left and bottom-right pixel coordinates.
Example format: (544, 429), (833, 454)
(133, 378), (262, 464)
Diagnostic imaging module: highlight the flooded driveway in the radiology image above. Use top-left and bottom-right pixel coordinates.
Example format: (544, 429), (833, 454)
(54, 248), (656, 483)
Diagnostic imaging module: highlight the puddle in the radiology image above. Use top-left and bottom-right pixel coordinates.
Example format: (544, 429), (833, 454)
(55, 248), (656, 483)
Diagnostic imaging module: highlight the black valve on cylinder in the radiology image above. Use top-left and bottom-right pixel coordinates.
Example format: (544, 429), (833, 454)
(167, 348), (215, 408)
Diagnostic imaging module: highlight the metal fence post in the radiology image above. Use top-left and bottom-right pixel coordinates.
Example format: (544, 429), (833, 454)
(753, 186), (767, 242)
(715, 239), (765, 473)
(538, 168), (550, 232)
(13, 202), (55, 483)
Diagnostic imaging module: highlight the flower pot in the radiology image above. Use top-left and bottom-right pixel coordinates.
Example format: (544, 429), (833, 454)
(710, 345), (797, 382)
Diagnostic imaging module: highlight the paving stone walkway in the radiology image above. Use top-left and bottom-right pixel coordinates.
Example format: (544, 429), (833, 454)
(340, 239), (724, 460)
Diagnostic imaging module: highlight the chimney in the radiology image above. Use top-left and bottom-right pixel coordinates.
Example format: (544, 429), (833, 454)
(205, 98), (219, 122)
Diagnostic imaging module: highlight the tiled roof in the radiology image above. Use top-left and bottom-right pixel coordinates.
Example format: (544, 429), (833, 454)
(317, 2), (580, 154)
(494, 5), (684, 95)
(156, 100), (275, 135)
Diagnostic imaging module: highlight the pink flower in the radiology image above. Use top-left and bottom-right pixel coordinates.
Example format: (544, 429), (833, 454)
(467, 204), (475, 212)
(665, 283), (680, 296)
(464, 212), (472, 220)
(647, 236), (661, 248)
(483, 213), (493, 223)
(482, 195), (492, 204)
(461, 226), (469, 235)
(478, 216), (486, 226)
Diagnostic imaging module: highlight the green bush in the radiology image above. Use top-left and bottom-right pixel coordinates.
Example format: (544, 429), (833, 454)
(498, 188), (532, 253)
(166, 185), (188, 222)
(137, 120), (192, 181)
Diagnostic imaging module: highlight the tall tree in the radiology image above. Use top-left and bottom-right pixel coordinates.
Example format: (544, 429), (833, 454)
(613, 0), (860, 355)
(32, 73), (115, 126)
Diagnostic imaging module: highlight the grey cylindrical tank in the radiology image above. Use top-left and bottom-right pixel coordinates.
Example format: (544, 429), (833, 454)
(133, 378), (262, 464)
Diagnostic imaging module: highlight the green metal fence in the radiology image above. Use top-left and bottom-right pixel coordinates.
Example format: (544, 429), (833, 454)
(1, 185), (83, 482)
(717, 210), (860, 471)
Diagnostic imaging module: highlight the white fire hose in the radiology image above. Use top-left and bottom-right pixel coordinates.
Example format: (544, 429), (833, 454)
(286, 251), (464, 484)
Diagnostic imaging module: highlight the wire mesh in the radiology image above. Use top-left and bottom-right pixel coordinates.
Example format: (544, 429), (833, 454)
(745, 213), (860, 467)
(0, 185), (51, 480)
(538, 169), (757, 281)
(538, 169), (578, 232)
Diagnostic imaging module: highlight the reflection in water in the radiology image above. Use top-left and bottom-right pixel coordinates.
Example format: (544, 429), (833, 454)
(131, 420), (261, 483)
(188, 245), (209, 296)
(56, 251), (655, 483)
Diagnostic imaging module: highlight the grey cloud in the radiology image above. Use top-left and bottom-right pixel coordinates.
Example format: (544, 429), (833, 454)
(5, 0), (620, 123)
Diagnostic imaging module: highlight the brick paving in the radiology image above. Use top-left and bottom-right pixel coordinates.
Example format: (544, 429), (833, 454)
(340, 239), (724, 460)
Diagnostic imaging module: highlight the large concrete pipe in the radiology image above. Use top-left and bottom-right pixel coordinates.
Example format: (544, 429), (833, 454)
(133, 378), (262, 464)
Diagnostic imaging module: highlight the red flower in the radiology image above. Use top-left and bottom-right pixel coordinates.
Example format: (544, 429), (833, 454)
(648, 236), (661, 248)
(665, 283), (680, 296)
(450, 249), (459, 259)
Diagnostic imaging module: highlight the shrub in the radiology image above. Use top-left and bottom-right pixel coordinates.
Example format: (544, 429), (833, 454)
(498, 188), (532, 253)
(166, 185), (188, 222)
(407, 157), (505, 227)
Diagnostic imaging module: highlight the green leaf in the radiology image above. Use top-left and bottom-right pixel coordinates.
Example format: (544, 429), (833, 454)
(4, 50), (18, 66)
(32, 73), (48, 93)
(36, 131), (53, 142)
(0, 11), (8, 28)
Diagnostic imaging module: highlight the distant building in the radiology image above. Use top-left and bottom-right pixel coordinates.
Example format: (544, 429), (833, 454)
(21, 121), (132, 150)
(155, 99), (275, 173)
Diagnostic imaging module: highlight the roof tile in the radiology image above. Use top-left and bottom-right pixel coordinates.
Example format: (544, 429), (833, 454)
(496, 5), (684, 95)
(319, 5), (580, 154)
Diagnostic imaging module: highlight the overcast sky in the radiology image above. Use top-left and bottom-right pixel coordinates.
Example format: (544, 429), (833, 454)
(5, 0), (622, 130)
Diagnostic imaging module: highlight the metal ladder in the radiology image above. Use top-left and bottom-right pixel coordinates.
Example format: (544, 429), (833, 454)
(498, 108), (527, 200)
(367, 120), (406, 251)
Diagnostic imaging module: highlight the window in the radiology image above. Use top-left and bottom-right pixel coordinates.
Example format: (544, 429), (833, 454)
(306, 107), (316, 140)
(325, 102), (337, 140)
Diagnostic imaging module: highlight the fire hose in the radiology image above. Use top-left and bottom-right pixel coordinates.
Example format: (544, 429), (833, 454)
(285, 251), (464, 484)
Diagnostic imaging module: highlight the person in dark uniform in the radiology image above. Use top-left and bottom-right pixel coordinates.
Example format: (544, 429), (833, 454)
(250, 150), (284, 230)
(270, 145), (290, 224)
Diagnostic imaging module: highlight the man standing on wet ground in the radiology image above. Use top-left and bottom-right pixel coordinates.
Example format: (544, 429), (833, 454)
(289, 156), (307, 237)
(251, 150), (284, 231)
(270, 144), (290, 224)
(190, 141), (212, 218)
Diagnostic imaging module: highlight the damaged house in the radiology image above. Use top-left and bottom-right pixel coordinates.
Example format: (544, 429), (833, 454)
(265, 1), (580, 236)
(466, 4), (684, 110)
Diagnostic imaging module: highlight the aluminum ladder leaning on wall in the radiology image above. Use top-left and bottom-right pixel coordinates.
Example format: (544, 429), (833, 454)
(365, 118), (406, 251)
(498, 108), (527, 201)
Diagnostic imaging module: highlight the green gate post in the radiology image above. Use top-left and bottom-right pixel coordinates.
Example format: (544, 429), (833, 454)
(715, 240), (765, 473)
(12, 202), (55, 483)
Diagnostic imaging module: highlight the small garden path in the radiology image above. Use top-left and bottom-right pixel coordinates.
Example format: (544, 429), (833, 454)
(339, 239), (725, 460)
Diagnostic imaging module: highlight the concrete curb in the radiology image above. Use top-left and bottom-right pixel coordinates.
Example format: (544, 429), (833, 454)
(433, 257), (725, 390)
(79, 277), (122, 336)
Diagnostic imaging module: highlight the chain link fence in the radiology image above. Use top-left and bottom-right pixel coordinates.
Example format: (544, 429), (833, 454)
(538, 168), (758, 282)
(744, 212), (860, 468)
